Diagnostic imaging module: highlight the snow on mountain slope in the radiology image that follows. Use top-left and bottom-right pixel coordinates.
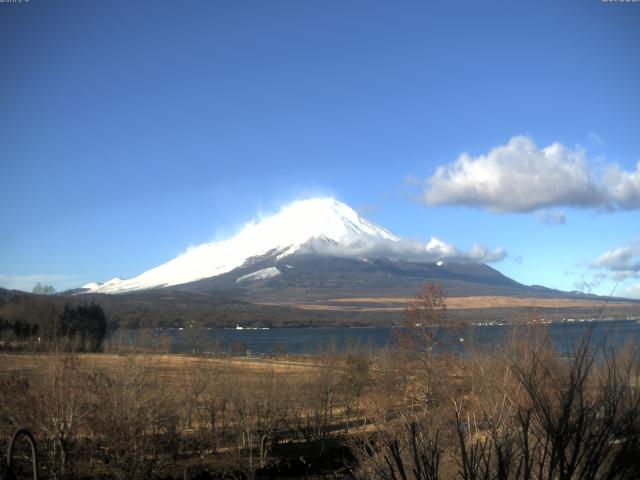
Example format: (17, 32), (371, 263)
(84, 198), (399, 294)
(235, 267), (281, 283)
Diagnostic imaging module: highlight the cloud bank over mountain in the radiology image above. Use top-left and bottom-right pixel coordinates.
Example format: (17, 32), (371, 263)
(300, 234), (507, 264)
(423, 135), (640, 213)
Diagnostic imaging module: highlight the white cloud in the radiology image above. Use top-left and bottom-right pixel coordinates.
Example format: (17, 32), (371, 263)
(591, 241), (640, 281)
(466, 243), (508, 263)
(571, 244), (640, 298)
(601, 162), (640, 210)
(424, 237), (457, 258)
(424, 237), (506, 263)
(423, 135), (640, 213)
(302, 234), (507, 264)
(586, 242), (640, 298)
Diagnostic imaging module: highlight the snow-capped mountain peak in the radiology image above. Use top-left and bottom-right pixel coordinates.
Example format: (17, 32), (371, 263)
(84, 198), (399, 294)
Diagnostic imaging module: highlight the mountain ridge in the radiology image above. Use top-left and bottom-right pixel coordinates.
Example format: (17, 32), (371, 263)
(76, 198), (637, 316)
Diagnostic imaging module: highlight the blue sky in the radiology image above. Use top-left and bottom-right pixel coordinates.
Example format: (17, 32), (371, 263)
(1, 0), (639, 298)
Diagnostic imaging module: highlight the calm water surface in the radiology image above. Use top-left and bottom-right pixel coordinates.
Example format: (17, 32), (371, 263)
(109, 320), (640, 356)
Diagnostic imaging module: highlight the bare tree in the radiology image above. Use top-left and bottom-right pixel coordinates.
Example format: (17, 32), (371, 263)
(35, 354), (91, 479)
(310, 345), (341, 451)
(229, 368), (287, 469)
(89, 354), (179, 480)
(339, 344), (372, 433)
(396, 283), (448, 407)
(195, 357), (232, 453)
(179, 358), (205, 430)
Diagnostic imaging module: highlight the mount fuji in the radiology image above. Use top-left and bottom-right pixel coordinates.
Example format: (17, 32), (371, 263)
(84, 198), (398, 294)
(82, 197), (511, 297)
(67, 197), (640, 327)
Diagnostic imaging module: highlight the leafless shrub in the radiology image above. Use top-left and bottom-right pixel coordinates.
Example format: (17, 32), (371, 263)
(87, 355), (179, 480)
(33, 354), (93, 479)
(194, 356), (232, 453)
(228, 368), (288, 469)
(451, 328), (640, 480)
(353, 413), (442, 480)
(339, 343), (373, 433)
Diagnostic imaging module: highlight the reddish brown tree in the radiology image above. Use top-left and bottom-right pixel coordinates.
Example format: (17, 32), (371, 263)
(396, 283), (448, 406)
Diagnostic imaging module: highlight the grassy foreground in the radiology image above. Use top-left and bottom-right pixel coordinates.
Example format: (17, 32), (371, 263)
(2, 323), (640, 479)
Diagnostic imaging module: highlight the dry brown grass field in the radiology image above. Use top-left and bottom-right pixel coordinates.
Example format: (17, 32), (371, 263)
(0, 349), (378, 479)
(0, 352), (317, 378)
(279, 295), (638, 311)
(2, 321), (640, 479)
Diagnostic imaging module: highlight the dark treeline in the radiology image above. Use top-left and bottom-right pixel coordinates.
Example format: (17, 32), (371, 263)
(56, 303), (108, 352)
(0, 299), (108, 352)
(0, 317), (39, 339)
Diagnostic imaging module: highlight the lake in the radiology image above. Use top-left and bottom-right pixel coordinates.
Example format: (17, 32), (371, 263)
(108, 319), (640, 356)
